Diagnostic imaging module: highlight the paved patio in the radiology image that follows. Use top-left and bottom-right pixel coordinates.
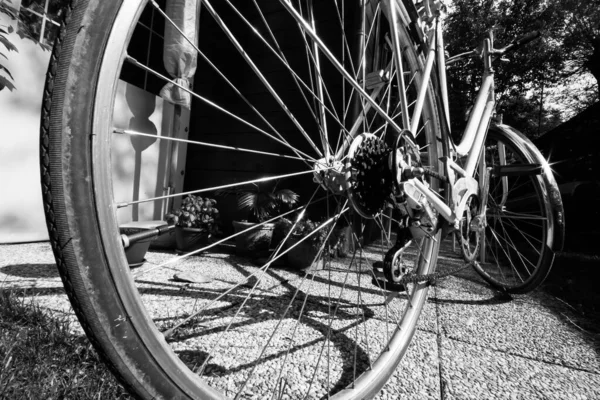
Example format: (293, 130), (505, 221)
(1, 241), (599, 399)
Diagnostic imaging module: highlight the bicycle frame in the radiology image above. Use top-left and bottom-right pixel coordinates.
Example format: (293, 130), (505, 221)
(405, 13), (498, 227)
(282, 0), (497, 226)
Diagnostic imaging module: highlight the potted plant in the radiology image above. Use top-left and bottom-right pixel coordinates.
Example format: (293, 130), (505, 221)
(284, 218), (351, 270)
(165, 195), (221, 254)
(119, 220), (169, 267)
(217, 183), (299, 256)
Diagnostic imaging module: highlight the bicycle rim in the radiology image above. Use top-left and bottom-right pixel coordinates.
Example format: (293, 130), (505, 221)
(472, 125), (557, 293)
(42, 0), (443, 398)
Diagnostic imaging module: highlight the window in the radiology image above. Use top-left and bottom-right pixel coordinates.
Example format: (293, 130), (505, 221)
(16, 0), (68, 48)
(120, 0), (168, 96)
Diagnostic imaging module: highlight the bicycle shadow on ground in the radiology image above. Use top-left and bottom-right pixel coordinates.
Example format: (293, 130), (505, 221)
(0, 263), (60, 279)
(146, 255), (376, 397)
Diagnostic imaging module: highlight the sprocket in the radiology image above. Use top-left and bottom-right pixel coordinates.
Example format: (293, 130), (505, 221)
(346, 133), (394, 219)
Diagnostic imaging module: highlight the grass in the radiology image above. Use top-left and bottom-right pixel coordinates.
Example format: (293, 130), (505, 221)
(0, 289), (134, 399)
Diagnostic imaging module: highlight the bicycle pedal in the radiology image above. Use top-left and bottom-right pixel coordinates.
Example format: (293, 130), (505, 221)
(372, 261), (384, 271)
(371, 277), (406, 293)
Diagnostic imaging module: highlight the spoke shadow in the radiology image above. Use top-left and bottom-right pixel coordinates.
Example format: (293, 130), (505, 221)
(147, 254), (381, 396)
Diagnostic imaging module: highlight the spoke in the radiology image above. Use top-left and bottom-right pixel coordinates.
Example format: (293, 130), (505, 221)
(494, 210), (547, 222)
(249, 0), (330, 152)
(307, 0), (331, 159)
(498, 176), (534, 199)
(374, 214), (392, 245)
(503, 217), (544, 247)
(484, 234), (510, 283)
(331, 0), (358, 79)
(148, 0), (316, 164)
(355, 2), (382, 81)
(385, 0), (411, 131)
(279, 0), (411, 142)
(487, 227), (526, 283)
(273, 250), (358, 400)
(162, 197), (344, 338)
(117, 167), (328, 209)
(379, 212), (404, 228)
(292, 4), (351, 149)
(224, 0), (352, 146)
(134, 194), (327, 279)
(202, 0), (323, 157)
(487, 198), (546, 228)
(115, 128), (309, 162)
(495, 218), (538, 273)
(336, 214), (405, 325)
(125, 55), (316, 163)
(198, 200), (323, 379)
(334, 80), (390, 159)
(235, 209), (347, 397)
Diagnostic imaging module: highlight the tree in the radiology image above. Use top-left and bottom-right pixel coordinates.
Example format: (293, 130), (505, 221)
(0, 3), (17, 91)
(444, 0), (598, 138)
(0, 0), (70, 92)
(550, 0), (600, 99)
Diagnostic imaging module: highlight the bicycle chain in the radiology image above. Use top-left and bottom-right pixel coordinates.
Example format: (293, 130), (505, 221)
(395, 260), (475, 286)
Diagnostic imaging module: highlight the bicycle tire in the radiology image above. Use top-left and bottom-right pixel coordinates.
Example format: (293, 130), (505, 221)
(470, 123), (564, 294)
(40, 0), (443, 398)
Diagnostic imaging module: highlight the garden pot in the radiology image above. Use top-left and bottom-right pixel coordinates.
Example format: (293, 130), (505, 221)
(286, 236), (321, 270)
(119, 220), (166, 267)
(175, 227), (210, 254)
(149, 227), (176, 250)
(232, 221), (274, 256)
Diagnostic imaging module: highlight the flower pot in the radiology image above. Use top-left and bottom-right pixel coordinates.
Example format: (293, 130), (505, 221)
(232, 221), (274, 256)
(149, 228), (176, 250)
(175, 227), (210, 254)
(119, 220), (166, 267)
(286, 236), (321, 270)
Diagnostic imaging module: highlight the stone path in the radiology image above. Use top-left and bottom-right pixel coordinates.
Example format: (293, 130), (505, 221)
(1, 241), (599, 399)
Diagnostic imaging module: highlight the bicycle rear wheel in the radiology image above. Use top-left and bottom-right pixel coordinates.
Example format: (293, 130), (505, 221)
(471, 124), (564, 294)
(40, 0), (442, 398)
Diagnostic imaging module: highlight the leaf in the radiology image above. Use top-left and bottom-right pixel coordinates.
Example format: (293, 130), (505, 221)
(0, 74), (15, 91)
(0, 64), (13, 80)
(0, 34), (17, 52)
(274, 189), (299, 206)
(237, 192), (257, 212)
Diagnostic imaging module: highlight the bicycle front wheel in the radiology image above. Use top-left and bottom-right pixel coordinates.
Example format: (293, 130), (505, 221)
(471, 124), (564, 294)
(41, 0), (442, 398)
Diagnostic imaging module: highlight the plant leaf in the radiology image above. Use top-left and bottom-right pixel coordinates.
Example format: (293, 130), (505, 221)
(237, 192), (257, 212)
(0, 35), (17, 52)
(274, 189), (299, 206)
(0, 74), (15, 91)
(0, 64), (13, 80)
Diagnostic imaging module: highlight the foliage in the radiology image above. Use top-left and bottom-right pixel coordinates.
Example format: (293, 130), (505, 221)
(281, 217), (348, 257)
(165, 195), (220, 235)
(0, 24), (16, 92)
(0, 0), (70, 91)
(550, 0), (600, 95)
(1, 0), (70, 50)
(444, 0), (599, 138)
(217, 183), (299, 223)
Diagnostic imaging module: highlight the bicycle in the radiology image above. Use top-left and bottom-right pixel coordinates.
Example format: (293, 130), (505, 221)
(40, 0), (564, 398)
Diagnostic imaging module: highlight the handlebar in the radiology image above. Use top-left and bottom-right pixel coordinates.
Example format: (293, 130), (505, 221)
(446, 30), (542, 65)
(496, 30), (541, 56)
